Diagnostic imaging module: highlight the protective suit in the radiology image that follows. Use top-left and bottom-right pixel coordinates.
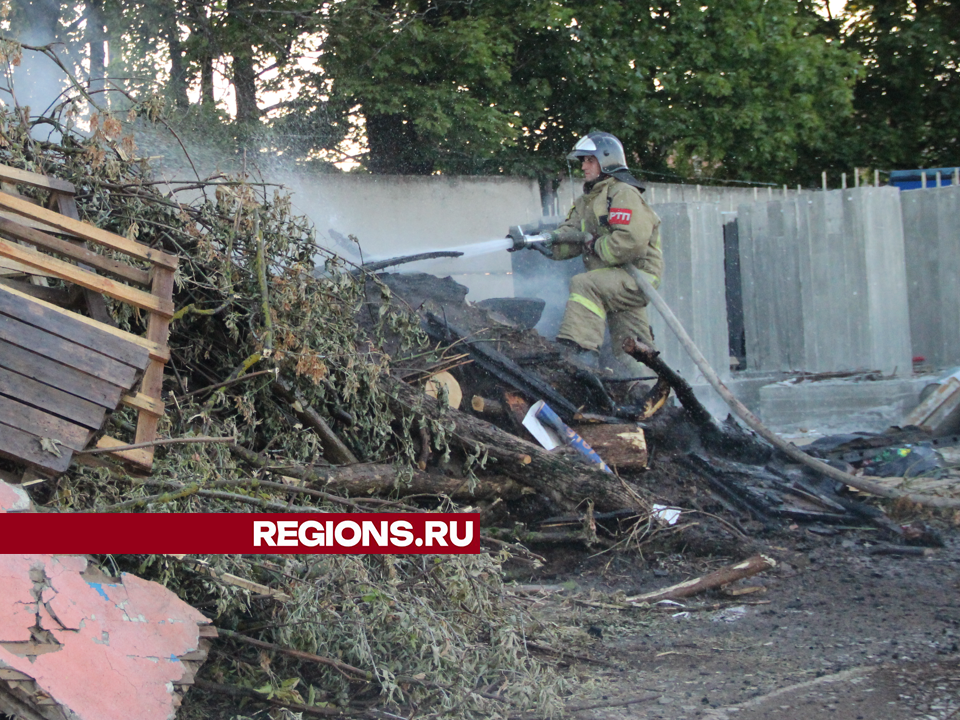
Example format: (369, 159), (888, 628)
(551, 174), (663, 357)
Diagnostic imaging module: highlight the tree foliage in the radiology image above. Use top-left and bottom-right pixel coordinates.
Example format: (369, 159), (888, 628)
(1, 0), (953, 186)
(842, 0), (960, 169)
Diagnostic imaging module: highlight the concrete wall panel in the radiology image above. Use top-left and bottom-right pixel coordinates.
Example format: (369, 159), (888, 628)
(276, 173), (544, 301)
(858, 187), (913, 373)
(650, 202), (730, 382)
(902, 186), (960, 368)
(739, 188), (912, 375)
(738, 201), (804, 371)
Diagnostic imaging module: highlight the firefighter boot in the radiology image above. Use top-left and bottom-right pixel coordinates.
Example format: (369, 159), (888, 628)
(556, 338), (600, 372)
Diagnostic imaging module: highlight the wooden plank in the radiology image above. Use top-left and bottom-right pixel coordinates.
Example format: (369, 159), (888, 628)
(0, 284), (148, 368)
(54, 192), (120, 327)
(0, 282), (167, 361)
(0, 339), (125, 409)
(0, 278), (77, 308)
(0, 237), (174, 317)
(0, 421), (73, 472)
(903, 377), (960, 435)
(0, 313), (140, 389)
(0, 366), (109, 429)
(0, 208), (82, 237)
(0, 183), (40, 204)
(0, 393), (93, 451)
(0, 255), (54, 277)
(131, 266), (175, 470)
(96, 435), (154, 468)
(0, 217), (151, 286)
(0, 164), (75, 193)
(121, 392), (164, 415)
(0, 192), (177, 269)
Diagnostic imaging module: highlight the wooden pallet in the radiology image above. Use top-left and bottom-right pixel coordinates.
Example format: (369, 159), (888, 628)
(0, 163), (177, 472)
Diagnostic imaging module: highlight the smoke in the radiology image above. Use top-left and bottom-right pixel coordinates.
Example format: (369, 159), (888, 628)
(1, 1), (93, 144)
(2, 41), (71, 142)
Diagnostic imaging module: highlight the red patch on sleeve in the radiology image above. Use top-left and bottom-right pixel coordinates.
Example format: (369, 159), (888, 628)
(609, 208), (632, 225)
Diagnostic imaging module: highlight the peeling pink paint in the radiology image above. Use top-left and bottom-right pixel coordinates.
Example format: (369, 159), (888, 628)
(0, 567), (35, 642)
(0, 480), (31, 512)
(0, 482), (214, 720)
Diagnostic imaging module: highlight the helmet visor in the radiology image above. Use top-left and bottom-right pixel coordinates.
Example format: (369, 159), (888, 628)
(566, 136), (598, 161)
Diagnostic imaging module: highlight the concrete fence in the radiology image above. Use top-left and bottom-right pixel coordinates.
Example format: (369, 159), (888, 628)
(737, 187), (912, 375)
(198, 165), (959, 379)
(648, 202), (731, 383)
(901, 186), (960, 369)
(281, 172), (543, 301)
(551, 178), (807, 217)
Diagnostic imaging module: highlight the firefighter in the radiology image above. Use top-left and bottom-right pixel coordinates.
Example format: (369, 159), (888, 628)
(542, 132), (663, 371)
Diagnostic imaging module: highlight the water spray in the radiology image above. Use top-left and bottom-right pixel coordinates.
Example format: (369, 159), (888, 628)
(364, 237), (514, 267)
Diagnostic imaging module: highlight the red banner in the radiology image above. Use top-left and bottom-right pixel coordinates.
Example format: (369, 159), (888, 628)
(0, 513), (481, 554)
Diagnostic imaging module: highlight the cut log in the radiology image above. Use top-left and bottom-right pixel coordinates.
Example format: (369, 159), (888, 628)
(503, 391), (531, 427)
(423, 371), (462, 409)
(625, 555), (777, 605)
(424, 313), (580, 420)
(471, 395), (504, 417)
(229, 445), (523, 502)
(385, 376), (647, 512)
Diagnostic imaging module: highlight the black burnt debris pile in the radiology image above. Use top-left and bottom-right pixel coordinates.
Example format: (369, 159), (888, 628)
(0, 46), (957, 720)
(365, 271), (953, 546)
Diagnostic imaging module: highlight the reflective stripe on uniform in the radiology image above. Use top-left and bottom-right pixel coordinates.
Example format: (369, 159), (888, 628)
(638, 269), (660, 289)
(594, 234), (618, 265)
(569, 293), (606, 319)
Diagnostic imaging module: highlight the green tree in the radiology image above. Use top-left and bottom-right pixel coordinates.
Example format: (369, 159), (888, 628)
(842, 0), (960, 169)
(4, 0), (862, 184)
(508, 0), (859, 185)
(308, 0), (858, 183)
(317, 0), (538, 174)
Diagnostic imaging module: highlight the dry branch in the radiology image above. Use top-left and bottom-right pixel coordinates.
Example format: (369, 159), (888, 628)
(624, 272), (960, 510)
(217, 628), (374, 681)
(272, 376), (358, 465)
(625, 554), (777, 604)
(78, 435), (235, 455)
(229, 444), (522, 502)
(193, 679), (352, 717)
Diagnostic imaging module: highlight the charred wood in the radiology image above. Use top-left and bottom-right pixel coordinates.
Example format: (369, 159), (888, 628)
(384, 375), (648, 512)
(678, 454), (778, 528)
(623, 338), (772, 462)
(424, 313), (580, 420)
(866, 544), (933, 557)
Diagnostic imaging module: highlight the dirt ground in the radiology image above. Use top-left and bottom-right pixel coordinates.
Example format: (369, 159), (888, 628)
(523, 525), (960, 720)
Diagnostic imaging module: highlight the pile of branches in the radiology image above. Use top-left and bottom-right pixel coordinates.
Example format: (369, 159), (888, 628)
(0, 45), (600, 719)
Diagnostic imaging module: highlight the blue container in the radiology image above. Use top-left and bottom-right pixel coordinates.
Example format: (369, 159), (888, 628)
(889, 168), (959, 190)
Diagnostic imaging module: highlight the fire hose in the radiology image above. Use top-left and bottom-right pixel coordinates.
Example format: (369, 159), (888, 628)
(507, 226), (960, 509)
(625, 265), (960, 510)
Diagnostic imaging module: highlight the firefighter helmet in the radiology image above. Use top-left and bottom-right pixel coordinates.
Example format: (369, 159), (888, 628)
(567, 132), (644, 191)
(566, 132), (628, 174)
